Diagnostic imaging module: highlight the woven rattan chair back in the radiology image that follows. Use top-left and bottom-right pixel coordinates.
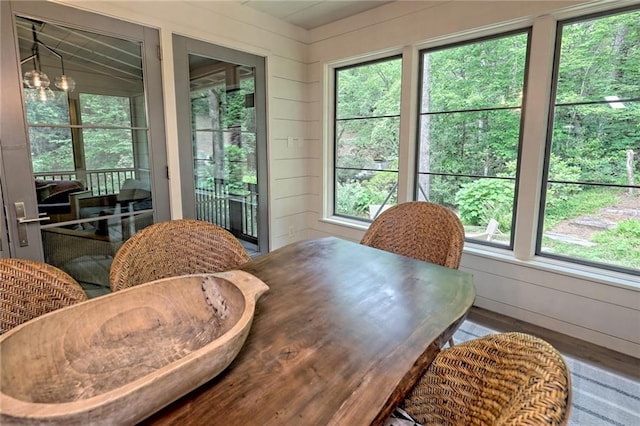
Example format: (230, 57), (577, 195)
(0, 258), (87, 334)
(401, 332), (572, 426)
(360, 201), (465, 269)
(109, 219), (251, 292)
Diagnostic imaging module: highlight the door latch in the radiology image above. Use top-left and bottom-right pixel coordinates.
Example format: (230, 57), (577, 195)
(14, 202), (50, 247)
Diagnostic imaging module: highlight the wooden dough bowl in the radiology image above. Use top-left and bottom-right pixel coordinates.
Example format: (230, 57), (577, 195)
(0, 270), (268, 425)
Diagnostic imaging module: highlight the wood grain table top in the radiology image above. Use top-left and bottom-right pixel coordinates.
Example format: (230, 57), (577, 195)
(143, 237), (476, 425)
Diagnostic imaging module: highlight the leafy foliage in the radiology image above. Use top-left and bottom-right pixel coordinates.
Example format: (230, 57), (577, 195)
(455, 178), (514, 229)
(336, 170), (398, 219)
(545, 154), (583, 209)
(222, 144), (248, 195)
(192, 82), (257, 195)
(26, 92), (136, 172)
(337, 10), (639, 271)
(335, 57), (402, 216)
(26, 90), (74, 172)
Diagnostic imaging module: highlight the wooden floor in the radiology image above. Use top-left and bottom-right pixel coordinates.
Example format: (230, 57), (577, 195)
(466, 306), (640, 380)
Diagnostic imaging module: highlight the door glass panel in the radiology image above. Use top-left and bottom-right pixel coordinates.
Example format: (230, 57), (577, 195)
(17, 16), (154, 296)
(189, 54), (258, 255)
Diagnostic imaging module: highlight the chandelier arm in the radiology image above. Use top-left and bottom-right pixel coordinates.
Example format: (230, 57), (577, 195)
(19, 53), (36, 65)
(36, 40), (65, 74)
(21, 22), (75, 93)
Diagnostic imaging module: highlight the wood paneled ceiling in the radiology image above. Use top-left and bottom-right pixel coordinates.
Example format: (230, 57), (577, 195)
(236, 0), (395, 29)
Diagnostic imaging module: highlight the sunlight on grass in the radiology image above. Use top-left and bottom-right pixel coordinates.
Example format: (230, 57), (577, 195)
(542, 190), (640, 270)
(543, 188), (618, 230)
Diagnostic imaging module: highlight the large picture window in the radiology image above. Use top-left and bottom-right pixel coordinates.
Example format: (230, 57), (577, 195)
(415, 30), (530, 246)
(333, 56), (402, 220)
(328, 4), (639, 280)
(539, 7), (640, 272)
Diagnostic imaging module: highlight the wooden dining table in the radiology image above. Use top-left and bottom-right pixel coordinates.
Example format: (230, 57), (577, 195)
(143, 236), (476, 425)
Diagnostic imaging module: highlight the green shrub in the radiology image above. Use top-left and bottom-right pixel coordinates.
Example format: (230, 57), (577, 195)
(333, 156), (399, 218)
(455, 178), (514, 229)
(545, 154), (583, 209)
(336, 181), (370, 218)
(368, 171), (398, 200)
(336, 171), (398, 218)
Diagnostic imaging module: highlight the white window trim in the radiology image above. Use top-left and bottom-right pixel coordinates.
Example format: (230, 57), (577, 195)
(514, 14), (556, 261)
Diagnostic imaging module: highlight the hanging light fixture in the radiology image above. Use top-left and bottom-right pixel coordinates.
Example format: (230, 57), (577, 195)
(20, 23), (76, 95)
(22, 36), (50, 90)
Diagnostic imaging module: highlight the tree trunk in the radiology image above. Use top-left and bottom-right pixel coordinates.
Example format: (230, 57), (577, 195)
(418, 55), (431, 201)
(208, 89), (225, 181)
(627, 149), (634, 195)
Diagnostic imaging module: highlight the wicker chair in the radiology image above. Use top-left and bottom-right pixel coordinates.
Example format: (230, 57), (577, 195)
(0, 258), (88, 334)
(360, 201), (465, 269)
(401, 332), (572, 426)
(109, 219), (251, 292)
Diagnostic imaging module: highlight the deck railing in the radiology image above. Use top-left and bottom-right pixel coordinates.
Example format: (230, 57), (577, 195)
(35, 169), (258, 241)
(195, 180), (258, 242)
(34, 168), (136, 195)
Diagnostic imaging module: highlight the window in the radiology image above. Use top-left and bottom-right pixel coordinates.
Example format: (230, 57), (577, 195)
(539, 7), (640, 273)
(26, 92), (138, 179)
(328, 4), (638, 280)
(190, 70), (257, 196)
(79, 94), (135, 171)
(26, 89), (74, 173)
(415, 30), (531, 246)
(334, 56), (402, 220)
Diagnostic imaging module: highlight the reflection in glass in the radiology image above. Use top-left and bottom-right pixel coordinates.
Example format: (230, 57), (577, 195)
(16, 15), (153, 295)
(189, 54), (259, 251)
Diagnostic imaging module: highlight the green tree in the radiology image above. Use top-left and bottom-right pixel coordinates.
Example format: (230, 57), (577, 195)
(79, 94), (134, 169)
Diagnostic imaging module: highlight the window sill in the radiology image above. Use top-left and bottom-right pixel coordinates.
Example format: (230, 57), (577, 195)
(321, 215), (370, 232)
(320, 215), (639, 292)
(463, 243), (640, 292)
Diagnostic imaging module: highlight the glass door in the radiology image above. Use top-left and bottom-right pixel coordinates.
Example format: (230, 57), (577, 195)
(0, 1), (169, 297)
(173, 35), (268, 255)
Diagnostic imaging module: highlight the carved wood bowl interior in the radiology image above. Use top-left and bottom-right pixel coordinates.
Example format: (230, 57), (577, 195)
(0, 270), (268, 425)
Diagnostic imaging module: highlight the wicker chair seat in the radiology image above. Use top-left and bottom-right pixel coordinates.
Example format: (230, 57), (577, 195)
(401, 332), (572, 426)
(0, 258), (87, 334)
(109, 219), (251, 292)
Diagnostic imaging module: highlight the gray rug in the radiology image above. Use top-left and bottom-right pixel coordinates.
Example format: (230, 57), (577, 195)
(454, 321), (640, 426)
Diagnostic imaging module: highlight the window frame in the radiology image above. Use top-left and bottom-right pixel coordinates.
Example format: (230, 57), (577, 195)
(536, 5), (640, 275)
(413, 28), (533, 249)
(332, 54), (403, 221)
(78, 92), (137, 172)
